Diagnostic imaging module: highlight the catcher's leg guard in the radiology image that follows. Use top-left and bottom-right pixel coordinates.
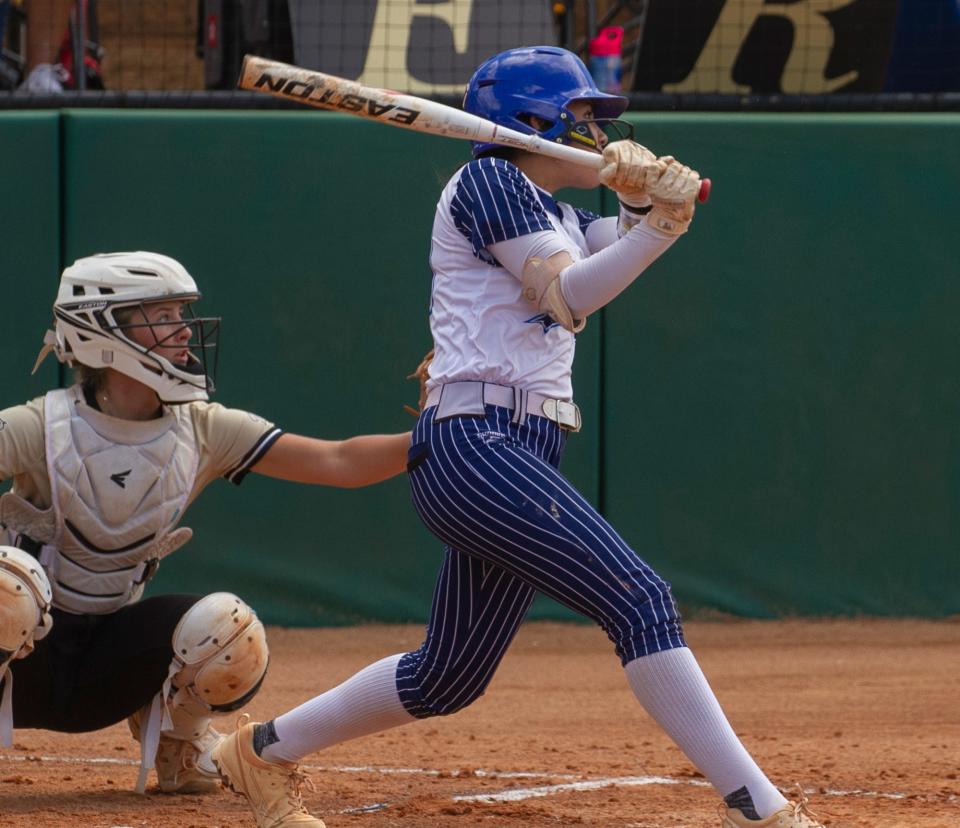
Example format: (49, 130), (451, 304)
(131, 592), (269, 793)
(0, 547), (53, 747)
(128, 702), (223, 794)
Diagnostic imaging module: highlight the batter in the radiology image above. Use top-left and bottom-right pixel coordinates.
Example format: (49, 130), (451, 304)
(212, 47), (827, 828)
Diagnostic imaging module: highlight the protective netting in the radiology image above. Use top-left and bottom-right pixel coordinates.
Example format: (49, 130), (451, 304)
(2, 1), (958, 109)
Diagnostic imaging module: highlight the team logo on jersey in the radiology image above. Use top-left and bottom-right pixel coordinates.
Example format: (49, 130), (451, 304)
(526, 313), (560, 333)
(0, 416), (6, 432)
(110, 469), (133, 488)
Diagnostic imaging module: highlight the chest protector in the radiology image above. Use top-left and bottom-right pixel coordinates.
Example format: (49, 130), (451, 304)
(32, 387), (198, 614)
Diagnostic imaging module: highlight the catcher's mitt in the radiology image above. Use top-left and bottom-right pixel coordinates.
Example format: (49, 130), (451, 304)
(404, 347), (434, 417)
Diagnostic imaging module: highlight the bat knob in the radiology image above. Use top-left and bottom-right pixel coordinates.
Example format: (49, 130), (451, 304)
(698, 178), (712, 204)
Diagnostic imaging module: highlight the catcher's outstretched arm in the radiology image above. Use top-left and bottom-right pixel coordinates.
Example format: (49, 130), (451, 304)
(252, 432), (411, 487)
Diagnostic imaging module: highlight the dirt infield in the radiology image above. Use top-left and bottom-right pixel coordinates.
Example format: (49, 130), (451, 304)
(1, 619), (957, 827)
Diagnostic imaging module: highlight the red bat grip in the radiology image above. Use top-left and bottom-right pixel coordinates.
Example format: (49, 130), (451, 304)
(698, 178), (712, 204)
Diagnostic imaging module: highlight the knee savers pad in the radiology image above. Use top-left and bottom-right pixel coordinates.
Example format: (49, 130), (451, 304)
(0, 546), (53, 668)
(171, 592), (268, 712)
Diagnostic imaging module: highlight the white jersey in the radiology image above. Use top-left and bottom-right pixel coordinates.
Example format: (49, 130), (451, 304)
(427, 157), (601, 401)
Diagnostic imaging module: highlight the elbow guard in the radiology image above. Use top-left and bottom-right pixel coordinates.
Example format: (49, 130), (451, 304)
(520, 253), (585, 333)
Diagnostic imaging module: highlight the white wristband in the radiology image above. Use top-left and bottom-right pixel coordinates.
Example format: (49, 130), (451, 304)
(617, 200), (653, 238)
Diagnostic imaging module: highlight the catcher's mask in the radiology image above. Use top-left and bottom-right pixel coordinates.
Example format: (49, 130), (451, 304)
(35, 252), (220, 404)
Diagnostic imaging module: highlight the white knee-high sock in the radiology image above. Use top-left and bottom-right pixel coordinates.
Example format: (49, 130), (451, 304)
(262, 654), (415, 764)
(624, 647), (788, 819)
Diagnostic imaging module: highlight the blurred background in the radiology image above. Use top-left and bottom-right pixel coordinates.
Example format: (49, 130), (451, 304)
(2, 0), (959, 102)
(1, 1), (958, 624)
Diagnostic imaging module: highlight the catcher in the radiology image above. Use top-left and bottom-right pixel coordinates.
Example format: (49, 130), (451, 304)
(0, 251), (410, 795)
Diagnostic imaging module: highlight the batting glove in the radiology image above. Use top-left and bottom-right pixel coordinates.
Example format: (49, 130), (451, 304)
(599, 141), (659, 210)
(645, 157), (700, 236)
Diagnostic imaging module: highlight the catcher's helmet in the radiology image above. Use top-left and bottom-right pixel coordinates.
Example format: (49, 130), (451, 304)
(463, 46), (628, 158)
(39, 252), (220, 404)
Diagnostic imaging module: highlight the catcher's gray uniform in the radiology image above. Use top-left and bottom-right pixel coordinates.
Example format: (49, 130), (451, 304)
(0, 386), (279, 758)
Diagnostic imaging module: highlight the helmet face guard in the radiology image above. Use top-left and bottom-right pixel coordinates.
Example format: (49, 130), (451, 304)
(113, 309), (219, 390)
(562, 117), (634, 152)
(463, 46), (629, 158)
(43, 252), (221, 404)
(107, 296), (219, 394)
(56, 296), (221, 398)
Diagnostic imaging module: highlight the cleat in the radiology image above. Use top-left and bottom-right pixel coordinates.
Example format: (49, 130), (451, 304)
(720, 788), (827, 827)
(128, 709), (223, 794)
(212, 715), (325, 827)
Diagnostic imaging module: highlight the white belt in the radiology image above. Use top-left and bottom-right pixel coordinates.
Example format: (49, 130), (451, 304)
(425, 381), (582, 432)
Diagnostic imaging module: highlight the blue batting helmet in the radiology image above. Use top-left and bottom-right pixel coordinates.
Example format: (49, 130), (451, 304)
(463, 46), (628, 158)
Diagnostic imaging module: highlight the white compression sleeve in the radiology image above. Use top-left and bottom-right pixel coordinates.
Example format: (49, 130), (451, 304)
(487, 230), (568, 278)
(559, 221), (678, 318)
(486, 218), (677, 318)
(584, 215), (620, 252)
(486, 216), (640, 277)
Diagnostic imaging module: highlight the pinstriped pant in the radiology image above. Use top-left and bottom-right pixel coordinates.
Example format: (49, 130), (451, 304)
(398, 404), (685, 719)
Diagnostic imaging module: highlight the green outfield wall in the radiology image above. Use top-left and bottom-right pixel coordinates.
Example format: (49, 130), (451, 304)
(0, 113), (62, 398)
(2, 111), (958, 622)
